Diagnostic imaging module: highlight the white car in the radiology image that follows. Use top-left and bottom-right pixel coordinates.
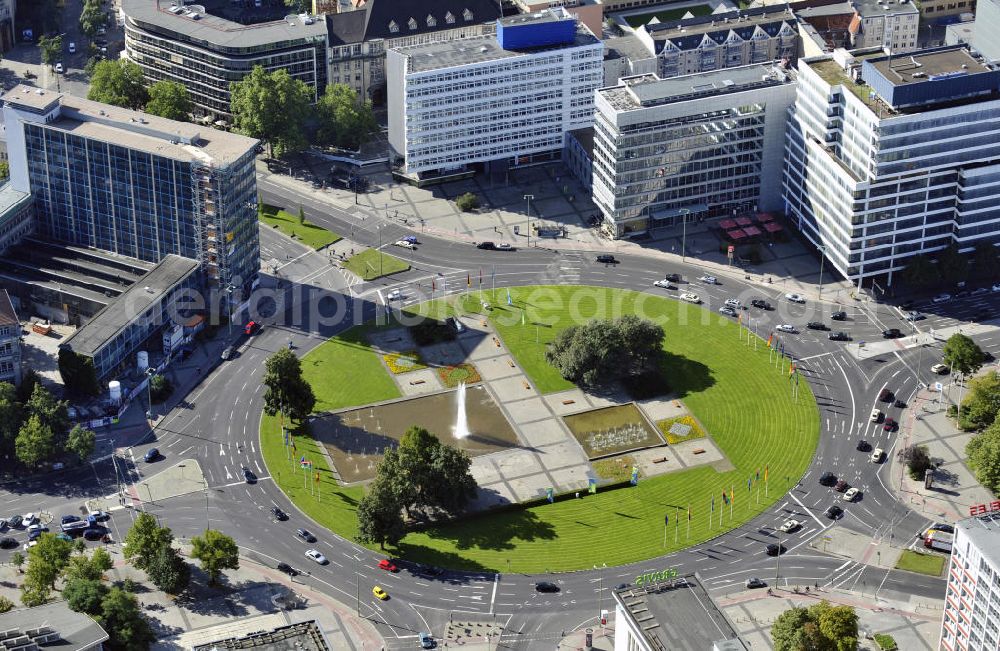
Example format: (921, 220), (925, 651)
(870, 448), (885, 463)
(870, 408), (882, 422)
(718, 306), (737, 317)
(698, 275), (718, 284)
(724, 298), (741, 308)
(931, 363), (949, 374)
(305, 549), (328, 565)
(932, 293), (951, 303)
(68, 42), (76, 53)
(392, 240), (415, 249)
(778, 519), (802, 533)
(775, 324), (797, 333)
(993, 283), (1000, 292)
(653, 280), (675, 289)
(843, 487), (860, 502)
(23, 540), (37, 552)
(54, 63), (63, 73)
(496, 243), (513, 251)
(386, 289), (402, 301)
(22, 513), (36, 526)
(972, 287), (990, 296)
(784, 292), (805, 303)
(679, 293), (701, 304)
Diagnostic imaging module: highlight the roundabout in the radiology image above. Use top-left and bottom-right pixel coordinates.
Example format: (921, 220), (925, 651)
(260, 285), (820, 572)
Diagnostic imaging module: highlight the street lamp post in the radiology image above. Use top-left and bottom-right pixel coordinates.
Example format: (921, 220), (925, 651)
(679, 208), (690, 261)
(224, 284), (235, 338)
(594, 563), (606, 624)
(144, 367), (157, 424)
(817, 245), (827, 299)
(524, 194), (534, 247)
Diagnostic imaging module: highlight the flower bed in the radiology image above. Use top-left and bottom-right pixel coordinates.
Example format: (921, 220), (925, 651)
(592, 455), (637, 482)
(436, 363), (481, 388)
(382, 351), (427, 374)
(656, 414), (707, 445)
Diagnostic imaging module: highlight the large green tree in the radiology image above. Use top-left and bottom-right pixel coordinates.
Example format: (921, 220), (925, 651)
(0, 382), (21, 459)
(960, 371), (1000, 431)
(900, 254), (937, 289)
(38, 35), (63, 68)
(772, 601), (858, 651)
(967, 418), (1000, 494)
(26, 383), (70, 436)
(972, 242), (1000, 280)
(190, 529), (239, 585)
(21, 533), (73, 605)
(546, 315), (664, 386)
(66, 425), (97, 463)
(316, 84), (378, 150)
(98, 587), (155, 651)
(943, 333), (986, 377)
(64, 548), (114, 583)
(772, 606), (812, 651)
(262, 348), (316, 422)
(123, 513), (174, 571)
(15, 414), (56, 467)
(79, 0), (105, 38)
(145, 544), (190, 595)
(63, 578), (108, 614)
(88, 60), (150, 111)
(355, 479), (406, 550)
(812, 601), (859, 651)
(394, 426), (476, 515)
(284, 0), (311, 12)
(145, 81), (193, 122)
(58, 349), (101, 397)
(936, 244), (969, 285)
(230, 66), (312, 157)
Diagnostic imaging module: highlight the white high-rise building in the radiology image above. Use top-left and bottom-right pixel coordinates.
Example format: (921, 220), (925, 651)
(783, 45), (1000, 287)
(387, 7), (603, 179)
(940, 509), (1000, 651)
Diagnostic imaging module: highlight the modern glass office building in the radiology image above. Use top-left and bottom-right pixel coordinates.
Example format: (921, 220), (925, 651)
(592, 65), (796, 238)
(783, 45), (1000, 286)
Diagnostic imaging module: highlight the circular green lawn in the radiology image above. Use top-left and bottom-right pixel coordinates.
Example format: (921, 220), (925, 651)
(260, 286), (819, 573)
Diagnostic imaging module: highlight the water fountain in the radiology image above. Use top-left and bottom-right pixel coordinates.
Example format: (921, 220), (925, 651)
(454, 382), (471, 439)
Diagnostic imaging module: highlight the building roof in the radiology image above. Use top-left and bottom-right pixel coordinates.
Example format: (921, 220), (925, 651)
(2, 86), (259, 168)
(603, 33), (655, 62)
(864, 46), (986, 86)
(121, 0), (329, 49)
(613, 575), (744, 651)
(600, 65), (794, 111)
(327, 0), (502, 45)
(0, 288), (16, 328)
(0, 183), (33, 224)
(957, 512), (1000, 568)
(60, 254), (199, 358)
(396, 21), (599, 72)
(641, 5), (795, 52)
(566, 127), (594, 156)
(853, 0), (919, 17)
(193, 621), (331, 651)
(0, 603), (109, 651)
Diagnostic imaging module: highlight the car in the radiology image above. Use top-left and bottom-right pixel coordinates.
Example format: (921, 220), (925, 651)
(835, 479), (849, 492)
(28, 528), (48, 541)
(829, 331), (851, 341)
(766, 543), (786, 556)
(823, 505), (843, 519)
(931, 363), (949, 374)
(775, 324), (797, 333)
(221, 345), (236, 361)
(679, 293), (701, 304)
(0, 519), (6, 530)
(718, 306), (737, 317)
(882, 328), (903, 339)
(750, 299), (772, 310)
(819, 471), (837, 486)
(856, 440), (870, 452)
(242, 467), (256, 483)
(883, 417), (897, 432)
(724, 298), (741, 308)
(870, 408), (882, 422)
(392, 240), (415, 249)
(89, 511), (110, 522)
(879, 388), (894, 403)
(83, 528), (106, 541)
(778, 519), (802, 533)
(905, 311), (926, 321)
(372, 586), (389, 600)
(653, 280), (676, 290)
(894, 398), (907, 409)
(23, 71), (36, 79)
(534, 581), (560, 593)
(378, 559), (398, 572)
(419, 632), (435, 649)
(144, 448), (159, 462)
(843, 487), (860, 502)
(745, 577), (767, 589)
(664, 273), (681, 282)
(23, 540), (37, 551)
(930, 523), (955, 535)
(932, 293), (952, 303)
(445, 316), (465, 333)
(386, 289), (402, 301)
(270, 507), (288, 521)
(807, 321), (828, 330)
(417, 566), (445, 578)
(55, 533), (73, 542)
(615, 583), (630, 590)
(305, 549), (328, 565)
(784, 292), (805, 303)
(296, 529), (317, 543)
(22, 513), (36, 526)
(277, 562), (298, 576)
(831, 310), (847, 321)
(596, 254), (617, 264)
(994, 283), (1000, 292)
(68, 42), (76, 53)
(698, 275), (718, 284)
(61, 515), (81, 525)
(476, 241), (496, 250)
(54, 62), (63, 73)
(871, 447), (885, 463)
(245, 321), (260, 335)
(27, 523), (44, 533)
(7, 515), (22, 528)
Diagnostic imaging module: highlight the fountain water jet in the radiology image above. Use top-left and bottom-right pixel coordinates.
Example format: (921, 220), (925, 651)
(453, 382), (471, 439)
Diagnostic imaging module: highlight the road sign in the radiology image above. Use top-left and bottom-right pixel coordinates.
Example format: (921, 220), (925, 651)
(935, 382), (944, 391)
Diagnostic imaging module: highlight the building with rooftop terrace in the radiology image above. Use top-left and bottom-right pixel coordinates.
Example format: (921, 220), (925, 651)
(633, 6), (798, 80)
(387, 7), (603, 179)
(939, 508), (1000, 650)
(783, 45), (1000, 286)
(592, 64), (796, 238)
(122, 0), (329, 119)
(846, 0), (919, 53)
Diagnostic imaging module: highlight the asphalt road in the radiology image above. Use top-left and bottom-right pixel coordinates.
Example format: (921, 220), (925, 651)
(6, 178), (999, 647)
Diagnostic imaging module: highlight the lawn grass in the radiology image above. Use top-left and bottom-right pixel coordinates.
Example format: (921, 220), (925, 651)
(895, 549), (945, 576)
(343, 249), (410, 281)
(263, 286), (819, 572)
(624, 4), (712, 27)
(259, 204), (341, 250)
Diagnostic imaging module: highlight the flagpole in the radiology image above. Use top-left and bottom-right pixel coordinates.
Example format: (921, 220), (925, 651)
(686, 507), (690, 539)
(674, 507), (679, 543)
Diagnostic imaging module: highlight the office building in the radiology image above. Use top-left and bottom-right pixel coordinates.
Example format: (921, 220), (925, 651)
(2, 85), (261, 299)
(0, 289), (20, 387)
(783, 45), (1000, 286)
(387, 8), (603, 178)
(940, 509), (1000, 650)
(612, 573), (747, 651)
(847, 0), (919, 53)
(326, 0), (502, 103)
(633, 7), (798, 80)
(0, 602), (109, 651)
(794, 0), (856, 57)
(592, 65), (796, 238)
(512, 0), (603, 37)
(0, 0), (14, 52)
(945, 19), (975, 47)
(0, 184), (33, 257)
(918, 0), (977, 25)
(973, 0), (1000, 61)
(122, 0), (328, 119)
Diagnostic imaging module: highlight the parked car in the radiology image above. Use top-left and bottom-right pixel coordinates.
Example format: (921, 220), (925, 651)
(664, 273), (682, 282)
(724, 298), (741, 308)
(386, 289), (402, 301)
(653, 280), (676, 290)
(419, 632), (435, 649)
(245, 321), (260, 335)
(89, 511), (110, 522)
(679, 293), (701, 304)
(819, 471), (837, 486)
(68, 42), (76, 53)
(476, 241), (496, 250)
(277, 562), (298, 576)
(496, 243), (514, 251)
(778, 519), (802, 533)
(83, 528), (106, 541)
(905, 311), (926, 321)
(806, 321), (828, 330)
(931, 363), (949, 374)
(870, 408), (882, 422)
(775, 324), (797, 333)
(843, 487), (861, 502)
(718, 306), (737, 317)
(879, 388), (894, 402)
(372, 586), (389, 600)
(894, 399), (907, 409)
(856, 440), (870, 451)
(871, 448), (885, 463)
(144, 448), (159, 462)
(305, 549), (328, 565)
(61, 515), (81, 525)
(784, 292), (805, 303)
(296, 529), (317, 543)
(932, 293), (952, 303)
(883, 417), (897, 432)
(823, 505), (843, 519)
(534, 582), (560, 593)
(834, 479), (849, 492)
(766, 543), (786, 556)
(242, 467), (256, 483)
(929, 523), (955, 535)
(22, 513), (36, 526)
(882, 328), (903, 339)
(596, 254), (617, 264)
(7, 515), (22, 528)
(745, 577), (767, 589)
(55, 533), (73, 542)
(221, 345), (236, 361)
(831, 310), (847, 321)
(698, 275), (718, 284)
(28, 528), (48, 541)
(829, 331), (851, 341)
(54, 62), (63, 73)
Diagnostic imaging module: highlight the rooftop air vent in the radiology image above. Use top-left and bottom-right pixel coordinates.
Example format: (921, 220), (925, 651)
(480, 45), (487, 52)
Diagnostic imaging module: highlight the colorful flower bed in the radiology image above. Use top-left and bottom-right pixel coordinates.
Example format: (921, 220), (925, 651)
(382, 351), (426, 374)
(436, 363), (481, 387)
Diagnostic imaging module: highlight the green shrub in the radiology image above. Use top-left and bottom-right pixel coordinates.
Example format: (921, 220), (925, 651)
(455, 192), (480, 212)
(873, 633), (898, 650)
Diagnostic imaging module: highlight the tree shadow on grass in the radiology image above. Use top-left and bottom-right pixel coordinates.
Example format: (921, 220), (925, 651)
(659, 352), (714, 398)
(415, 507), (557, 557)
(392, 543), (497, 574)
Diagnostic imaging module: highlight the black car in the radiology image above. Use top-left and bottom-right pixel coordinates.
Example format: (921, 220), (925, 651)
(476, 241), (496, 250)
(596, 254), (617, 264)
(894, 399), (907, 409)
(296, 529), (317, 543)
(750, 299), (772, 310)
(819, 471), (837, 486)
(831, 310), (847, 321)
(144, 448), (159, 462)
(766, 543), (786, 556)
(277, 562), (298, 576)
(270, 507), (288, 521)
(856, 440), (870, 451)
(28, 528), (49, 541)
(932, 523), (955, 534)
(615, 583), (630, 590)
(807, 321), (828, 331)
(535, 582), (560, 593)
(879, 388), (894, 403)
(824, 505), (843, 519)
(83, 527), (106, 541)
(745, 577), (767, 589)
(419, 566), (445, 578)
(664, 273), (681, 282)
(61, 515), (81, 525)
(882, 328), (903, 339)
(829, 331), (851, 341)
(243, 467), (256, 484)
(835, 479), (849, 492)
(0, 537), (16, 549)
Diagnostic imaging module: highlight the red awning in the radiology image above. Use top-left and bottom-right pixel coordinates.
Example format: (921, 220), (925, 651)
(743, 225), (762, 236)
(735, 216), (752, 227)
(719, 219), (738, 230)
(763, 222), (783, 233)
(727, 229), (747, 240)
